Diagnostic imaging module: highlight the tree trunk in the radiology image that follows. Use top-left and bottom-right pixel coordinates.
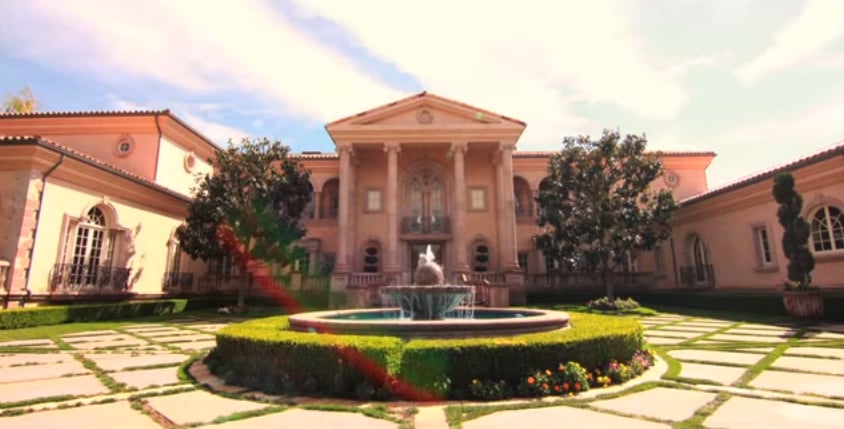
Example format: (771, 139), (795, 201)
(237, 237), (252, 308)
(602, 256), (614, 301)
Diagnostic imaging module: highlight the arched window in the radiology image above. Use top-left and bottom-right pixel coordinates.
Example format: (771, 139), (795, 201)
(68, 207), (117, 286)
(513, 176), (532, 218)
(320, 178), (339, 219)
(410, 178), (423, 231)
(405, 172), (447, 233)
(810, 205), (844, 252)
(691, 236), (710, 284)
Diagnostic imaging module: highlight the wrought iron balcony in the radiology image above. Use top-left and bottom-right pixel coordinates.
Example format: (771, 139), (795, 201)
(50, 262), (131, 292)
(162, 272), (194, 291)
(401, 216), (451, 234)
(680, 264), (715, 287)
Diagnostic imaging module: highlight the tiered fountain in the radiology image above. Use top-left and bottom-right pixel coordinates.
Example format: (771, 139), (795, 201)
(288, 245), (569, 337)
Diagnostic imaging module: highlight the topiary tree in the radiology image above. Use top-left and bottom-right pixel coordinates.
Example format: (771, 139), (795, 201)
(772, 172), (814, 290)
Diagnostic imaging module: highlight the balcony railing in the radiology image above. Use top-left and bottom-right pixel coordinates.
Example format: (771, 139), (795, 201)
(525, 271), (655, 293)
(401, 216), (450, 234)
(50, 262), (131, 293)
(162, 272), (194, 292)
(680, 265), (715, 287)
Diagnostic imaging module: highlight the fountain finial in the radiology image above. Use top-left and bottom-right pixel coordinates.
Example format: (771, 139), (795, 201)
(414, 244), (445, 286)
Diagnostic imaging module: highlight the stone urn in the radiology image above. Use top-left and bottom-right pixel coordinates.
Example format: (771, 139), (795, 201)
(782, 289), (824, 320)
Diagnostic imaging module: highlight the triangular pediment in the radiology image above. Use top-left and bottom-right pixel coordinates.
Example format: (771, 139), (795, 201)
(326, 92), (525, 129)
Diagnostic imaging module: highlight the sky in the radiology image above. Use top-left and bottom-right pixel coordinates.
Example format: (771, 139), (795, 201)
(2, 0), (844, 189)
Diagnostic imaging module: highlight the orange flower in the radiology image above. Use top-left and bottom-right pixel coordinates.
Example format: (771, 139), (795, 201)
(542, 383), (549, 391)
(563, 382), (569, 391)
(554, 385), (561, 392)
(545, 369), (552, 376)
(559, 364), (564, 371)
(575, 382), (581, 391)
(527, 376), (535, 385)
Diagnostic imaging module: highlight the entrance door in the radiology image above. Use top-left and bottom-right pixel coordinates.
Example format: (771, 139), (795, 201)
(409, 243), (444, 283)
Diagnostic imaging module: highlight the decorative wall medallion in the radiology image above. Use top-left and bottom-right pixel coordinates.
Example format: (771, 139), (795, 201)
(664, 170), (680, 187)
(416, 108), (434, 124)
(184, 151), (197, 173)
(114, 134), (135, 157)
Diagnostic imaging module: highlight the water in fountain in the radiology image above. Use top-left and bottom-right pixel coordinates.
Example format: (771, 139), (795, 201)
(380, 245), (476, 320)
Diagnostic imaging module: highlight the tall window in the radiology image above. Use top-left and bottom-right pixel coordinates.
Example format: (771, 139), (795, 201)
(68, 207), (116, 285)
(811, 205), (844, 252)
(753, 226), (773, 266)
(406, 173), (446, 233)
(691, 236), (710, 283)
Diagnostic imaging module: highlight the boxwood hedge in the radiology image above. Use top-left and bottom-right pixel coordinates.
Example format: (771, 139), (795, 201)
(0, 299), (188, 329)
(208, 312), (643, 400)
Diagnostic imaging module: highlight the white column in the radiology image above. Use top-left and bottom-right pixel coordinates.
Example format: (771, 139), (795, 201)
(451, 141), (469, 273)
(384, 142), (401, 273)
(334, 146), (351, 273)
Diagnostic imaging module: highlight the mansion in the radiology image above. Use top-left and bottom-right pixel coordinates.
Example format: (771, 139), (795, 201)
(1, 92), (842, 306)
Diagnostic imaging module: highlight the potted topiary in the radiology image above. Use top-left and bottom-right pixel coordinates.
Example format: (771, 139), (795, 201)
(772, 172), (823, 319)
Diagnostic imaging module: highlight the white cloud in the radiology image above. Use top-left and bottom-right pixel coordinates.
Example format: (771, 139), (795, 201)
(735, 0), (844, 84)
(701, 87), (844, 188)
(291, 0), (714, 148)
(0, 0), (404, 123)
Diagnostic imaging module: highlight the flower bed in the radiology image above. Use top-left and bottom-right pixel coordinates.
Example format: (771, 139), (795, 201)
(207, 312), (643, 401)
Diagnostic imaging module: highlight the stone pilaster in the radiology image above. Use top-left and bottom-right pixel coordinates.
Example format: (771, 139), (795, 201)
(384, 142), (401, 273)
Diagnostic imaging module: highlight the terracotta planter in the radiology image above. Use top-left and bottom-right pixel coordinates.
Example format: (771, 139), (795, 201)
(782, 289), (825, 320)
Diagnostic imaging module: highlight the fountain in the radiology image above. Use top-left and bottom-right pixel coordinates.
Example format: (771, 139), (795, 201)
(288, 244), (570, 337)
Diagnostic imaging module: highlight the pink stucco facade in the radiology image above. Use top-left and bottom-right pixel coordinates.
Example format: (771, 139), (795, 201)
(1, 92), (842, 306)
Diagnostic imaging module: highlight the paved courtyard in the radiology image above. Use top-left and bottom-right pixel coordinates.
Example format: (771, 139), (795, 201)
(1, 313), (843, 428)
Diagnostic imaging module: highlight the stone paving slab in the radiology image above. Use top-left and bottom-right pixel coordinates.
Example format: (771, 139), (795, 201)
(680, 320), (735, 327)
(171, 340), (217, 351)
(0, 400), (161, 429)
(678, 362), (746, 385)
(651, 325), (718, 333)
(645, 336), (684, 345)
(132, 328), (194, 337)
(724, 328), (798, 337)
(463, 404), (670, 429)
(61, 330), (120, 338)
(704, 395), (844, 429)
(669, 349), (764, 366)
(61, 334), (135, 344)
(770, 355), (844, 375)
(188, 323), (228, 331)
(785, 346), (844, 359)
(0, 352), (71, 367)
(750, 369), (844, 397)
(110, 366), (183, 389)
(145, 390), (267, 425)
(154, 333), (216, 343)
(194, 408), (398, 429)
(644, 330), (702, 339)
(0, 374), (109, 403)
(738, 323), (795, 331)
(84, 352), (189, 371)
(0, 360), (89, 383)
(708, 333), (788, 343)
(591, 387), (717, 421)
(805, 332), (844, 341)
(0, 339), (56, 347)
(68, 337), (149, 350)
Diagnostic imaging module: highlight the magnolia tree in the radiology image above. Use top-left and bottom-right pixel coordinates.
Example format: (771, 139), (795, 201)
(535, 130), (677, 301)
(177, 138), (312, 307)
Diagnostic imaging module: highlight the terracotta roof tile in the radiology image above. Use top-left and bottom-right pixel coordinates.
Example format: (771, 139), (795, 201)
(680, 140), (844, 206)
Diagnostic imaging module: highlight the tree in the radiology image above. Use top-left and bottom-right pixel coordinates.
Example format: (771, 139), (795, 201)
(2, 85), (38, 113)
(535, 130), (677, 301)
(772, 172), (814, 290)
(177, 137), (312, 307)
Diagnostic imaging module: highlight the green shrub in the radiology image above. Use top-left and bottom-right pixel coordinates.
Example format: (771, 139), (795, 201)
(209, 313), (642, 400)
(0, 300), (188, 329)
(586, 296), (640, 311)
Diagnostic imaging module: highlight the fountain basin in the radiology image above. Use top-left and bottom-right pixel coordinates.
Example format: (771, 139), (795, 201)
(288, 307), (570, 338)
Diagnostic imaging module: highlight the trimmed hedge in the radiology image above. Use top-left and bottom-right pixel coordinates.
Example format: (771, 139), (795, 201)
(207, 312), (642, 400)
(0, 299), (188, 329)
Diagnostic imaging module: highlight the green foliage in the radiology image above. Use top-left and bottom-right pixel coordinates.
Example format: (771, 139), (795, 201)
(772, 172), (815, 290)
(586, 296), (640, 311)
(536, 130), (676, 300)
(0, 300), (187, 329)
(208, 313), (642, 401)
(177, 138), (312, 306)
(2, 85), (37, 113)
(208, 316), (403, 398)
